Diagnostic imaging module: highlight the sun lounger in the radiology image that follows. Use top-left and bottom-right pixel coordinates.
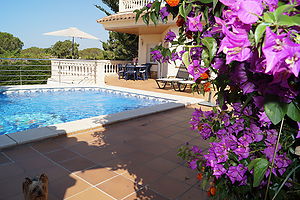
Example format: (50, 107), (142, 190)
(155, 66), (190, 89)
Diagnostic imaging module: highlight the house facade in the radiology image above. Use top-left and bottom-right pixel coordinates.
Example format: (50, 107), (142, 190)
(97, 0), (180, 78)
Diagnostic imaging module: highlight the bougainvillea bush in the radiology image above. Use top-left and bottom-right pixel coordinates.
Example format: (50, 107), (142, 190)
(136, 0), (300, 199)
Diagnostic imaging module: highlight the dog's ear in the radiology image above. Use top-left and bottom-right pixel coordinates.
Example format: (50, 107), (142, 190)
(22, 177), (32, 193)
(39, 173), (48, 183)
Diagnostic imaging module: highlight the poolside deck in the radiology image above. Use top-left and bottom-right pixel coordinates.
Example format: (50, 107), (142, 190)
(0, 105), (210, 200)
(105, 76), (214, 103)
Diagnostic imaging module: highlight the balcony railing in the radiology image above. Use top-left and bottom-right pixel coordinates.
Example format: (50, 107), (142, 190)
(0, 58), (130, 86)
(119, 0), (152, 12)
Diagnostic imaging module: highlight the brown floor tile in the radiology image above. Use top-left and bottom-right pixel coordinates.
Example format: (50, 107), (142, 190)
(145, 157), (178, 174)
(97, 175), (141, 199)
(124, 187), (169, 200)
(3, 145), (39, 161)
(0, 153), (12, 165)
(49, 174), (91, 199)
(75, 165), (117, 185)
(83, 147), (118, 164)
(45, 148), (78, 163)
(170, 133), (193, 143)
(31, 139), (63, 153)
(0, 175), (24, 199)
(150, 176), (191, 199)
(117, 151), (157, 168)
(160, 148), (185, 165)
(59, 156), (96, 172)
(121, 165), (163, 186)
(16, 154), (56, 172)
(67, 141), (103, 155)
(67, 187), (114, 200)
(178, 187), (208, 200)
(167, 166), (198, 186)
(0, 163), (25, 180)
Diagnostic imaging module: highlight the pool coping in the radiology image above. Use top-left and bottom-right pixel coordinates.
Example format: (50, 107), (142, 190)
(0, 84), (205, 149)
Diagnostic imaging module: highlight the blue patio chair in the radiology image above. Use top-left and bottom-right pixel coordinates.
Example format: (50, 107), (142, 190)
(124, 64), (137, 80)
(117, 64), (125, 79)
(137, 65), (148, 80)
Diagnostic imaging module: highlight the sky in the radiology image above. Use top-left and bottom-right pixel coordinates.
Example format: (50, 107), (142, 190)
(0, 0), (111, 50)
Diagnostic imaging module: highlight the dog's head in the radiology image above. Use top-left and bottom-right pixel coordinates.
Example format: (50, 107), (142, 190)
(23, 173), (48, 200)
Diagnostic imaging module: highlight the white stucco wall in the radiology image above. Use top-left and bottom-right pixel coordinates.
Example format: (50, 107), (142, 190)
(137, 25), (182, 78)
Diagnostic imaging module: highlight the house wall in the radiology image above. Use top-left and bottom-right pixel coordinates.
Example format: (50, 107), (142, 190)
(138, 25), (181, 78)
(138, 34), (162, 78)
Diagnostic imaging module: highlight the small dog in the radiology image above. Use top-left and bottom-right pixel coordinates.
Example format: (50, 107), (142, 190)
(22, 173), (48, 200)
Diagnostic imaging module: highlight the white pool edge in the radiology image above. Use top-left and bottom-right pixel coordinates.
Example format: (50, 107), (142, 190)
(0, 84), (205, 149)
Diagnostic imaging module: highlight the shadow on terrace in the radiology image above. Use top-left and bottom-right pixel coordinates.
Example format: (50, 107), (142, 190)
(0, 106), (210, 200)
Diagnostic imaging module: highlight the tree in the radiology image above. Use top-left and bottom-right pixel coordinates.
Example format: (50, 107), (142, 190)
(50, 40), (79, 59)
(79, 48), (104, 60)
(0, 32), (24, 57)
(20, 47), (52, 59)
(102, 32), (138, 60)
(95, 0), (138, 60)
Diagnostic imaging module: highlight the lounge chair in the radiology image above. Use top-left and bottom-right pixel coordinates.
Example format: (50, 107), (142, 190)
(155, 66), (190, 89)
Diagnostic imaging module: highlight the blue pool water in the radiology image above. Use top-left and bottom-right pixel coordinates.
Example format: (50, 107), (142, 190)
(0, 88), (164, 135)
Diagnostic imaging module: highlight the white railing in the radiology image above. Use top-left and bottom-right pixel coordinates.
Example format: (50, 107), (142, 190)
(48, 59), (129, 86)
(119, 0), (152, 12)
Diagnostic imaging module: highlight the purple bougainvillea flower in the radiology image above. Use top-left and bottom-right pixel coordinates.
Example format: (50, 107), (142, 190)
(164, 30), (176, 42)
(146, 2), (152, 8)
(262, 27), (287, 74)
(159, 7), (169, 20)
(263, 0), (278, 11)
(212, 164), (227, 179)
(171, 52), (180, 61)
(162, 56), (170, 63)
(150, 50), (163, 62)
(217, 18), (251, 64)
(191, 146), (202, 154)
(188, 60), (208, 81)
(296, 122), (300, 138)
(187, 15), (203, 32)
(281, 38), (300, 77)
(189, 159), (198, 170)
(237, 0), (263, 24)
(226, 164), (247, 185)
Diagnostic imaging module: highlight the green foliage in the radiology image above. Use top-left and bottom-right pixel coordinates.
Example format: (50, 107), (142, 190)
(79, 48), (104, 60)
(0, 32), (24, 57)
(102, 32), (138, 60)
(50, 40), (79, 59)
(248, 158), (269, 187)
(20, 47), (52, 59)
(96, 0), (138, 61)
(264, 102), (287, 125)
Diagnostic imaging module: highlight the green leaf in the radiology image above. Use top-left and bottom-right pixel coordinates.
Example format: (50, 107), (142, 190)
(182, 51), (190, 67)
(287, 101), (300, 121)
(263, 12), (275, 23)
(264, 102), (287, 125)
(199, 0), (213, 3)
(201, 37), (217, 62)
(179, 1), (188, 19)
(274, 4), (295, 20)
(213, 0), (218, 12)
(253, 158), (269, 187)
(248, 158), (262, 171)
(254, 23), (267, 46)
(278, 15), (300, 26)
(150, 12), (158, 25)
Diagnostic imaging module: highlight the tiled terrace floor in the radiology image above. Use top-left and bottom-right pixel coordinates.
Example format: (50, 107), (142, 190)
(0, 106), (211, 200)
(105, 76), (215, 102)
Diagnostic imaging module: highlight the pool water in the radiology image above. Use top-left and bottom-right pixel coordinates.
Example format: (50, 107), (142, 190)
(0, 89), (164, 135)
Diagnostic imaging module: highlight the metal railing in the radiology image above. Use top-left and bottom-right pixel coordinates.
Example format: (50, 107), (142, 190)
(0, 58), (130, 86)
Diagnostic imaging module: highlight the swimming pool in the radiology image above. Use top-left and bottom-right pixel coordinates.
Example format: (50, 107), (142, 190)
(0, 88), (167, 135)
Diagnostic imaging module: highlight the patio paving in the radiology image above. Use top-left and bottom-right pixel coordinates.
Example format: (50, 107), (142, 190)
(0, 105), (211, 200)
(105, 76), (215, 102)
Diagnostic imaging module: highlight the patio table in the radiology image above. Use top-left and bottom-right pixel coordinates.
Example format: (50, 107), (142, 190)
(124, 65), (147, 80)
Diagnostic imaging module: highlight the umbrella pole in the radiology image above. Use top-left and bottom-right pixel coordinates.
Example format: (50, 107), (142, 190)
(72, 37), (75, 59)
